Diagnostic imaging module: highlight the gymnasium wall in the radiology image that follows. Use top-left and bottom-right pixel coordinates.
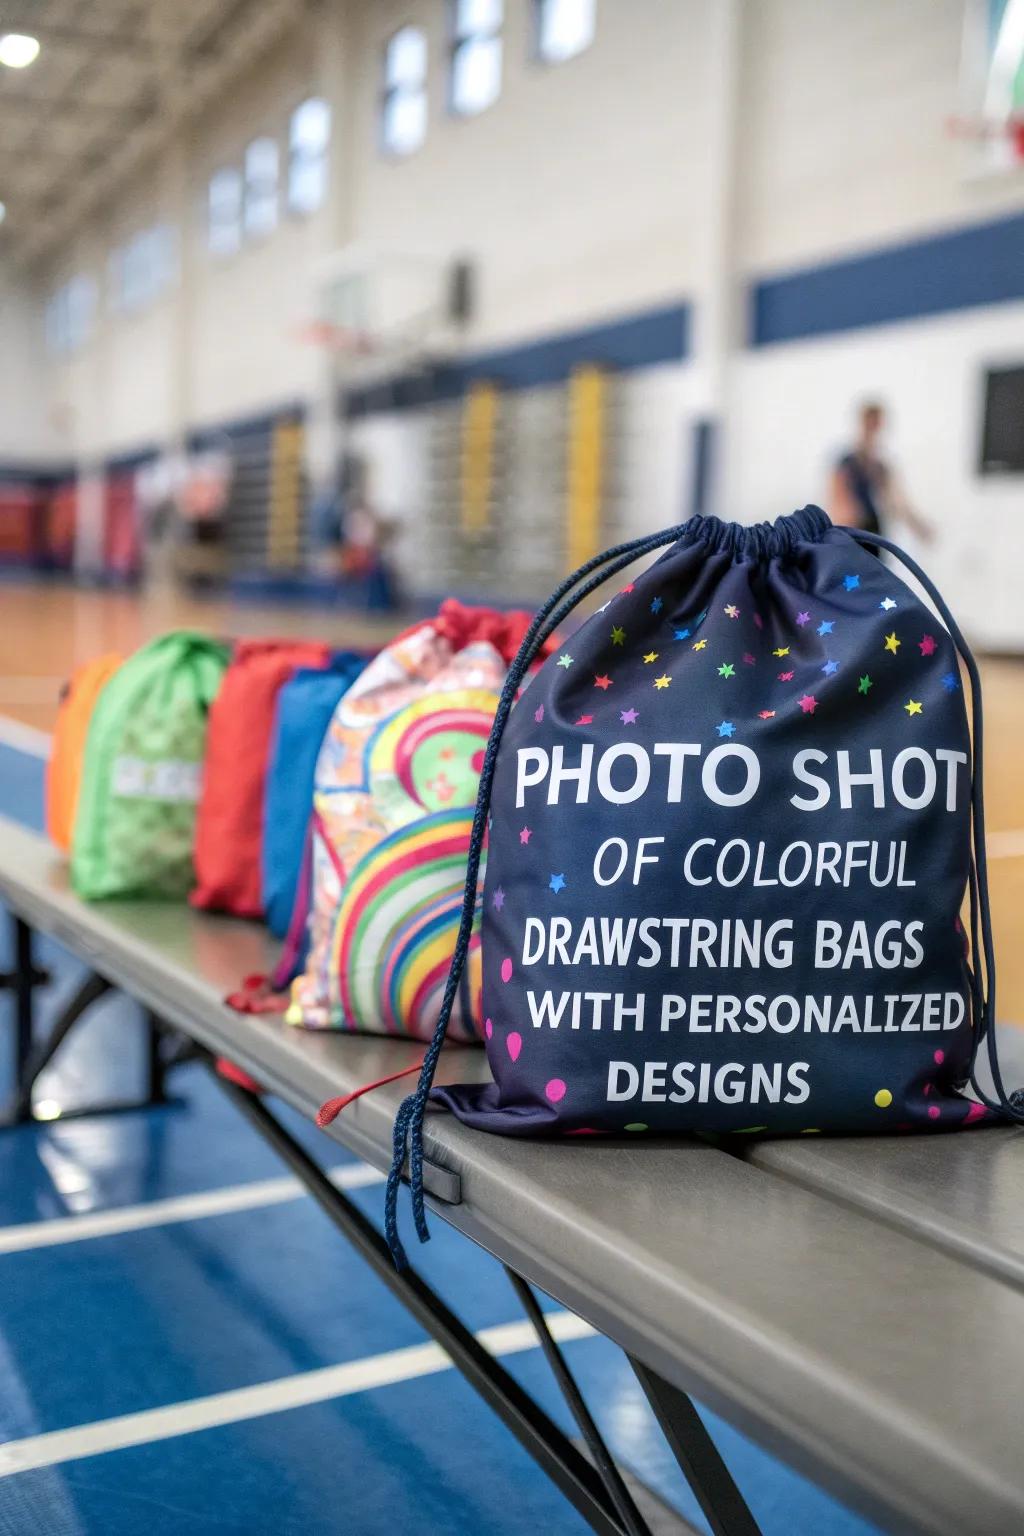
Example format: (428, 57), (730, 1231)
(0, 265), (57, 464)
(28, 0), (707, 460)
(735, 0), (1023, 272)
(184, 36), (332, 431)
(348, 0), (711, 343)
(724, 0), (1024, 649)
(0, 0), (1021, 628)
(37, 37), (333, 462)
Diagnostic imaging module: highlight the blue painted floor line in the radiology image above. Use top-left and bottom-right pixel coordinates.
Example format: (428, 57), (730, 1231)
(0, 717), (883, 1534)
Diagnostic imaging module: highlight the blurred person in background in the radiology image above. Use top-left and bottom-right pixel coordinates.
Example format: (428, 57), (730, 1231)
(337, 455), (398, 610)
(828, 400), (933, 545)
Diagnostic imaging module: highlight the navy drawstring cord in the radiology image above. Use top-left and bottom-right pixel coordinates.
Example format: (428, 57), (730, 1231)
(384, 522), (689, 1267)
(852, 529), (1023, 1124)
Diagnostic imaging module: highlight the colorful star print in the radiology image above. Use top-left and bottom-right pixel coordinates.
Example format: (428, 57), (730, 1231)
(718, 662), (735, 678)
(620, 584), (635, 595)
(905, 699), (923, 716)
(799, 694), (818, 714)
(716, 721), (735, 738)
(884, 632), (900, 654)
(919, 634), (937, 656)
(519, 826), (532, 845)
(549, 873), (567, 893)
(492, 887), (506, 911)
(821, 659), (839, 676)
(643, 651), (659, 664)
(817, 620), (834, 636)
(941, 672), (959, 692)
(557, 653), (574, 669)
(858, 675), (872, 695)
(575, 714), (593, 726)
(758, 710), (776, 719)
(773, 647), (790, 658)
(619, 707), (639, 724)
(842, 574), (861, 591)
(650, 597), (663, 614)
(653, 674), (671, 690)
(796, 611), (810, 626)
(611, 627), (626, 645)
(674, 628), (690, 641)
(880, 597), (897, 611)
(724, 604), (740, 619)
(693, 639), (708, 651)
(595, 600), (612, 614)
(534, 705), (545, 723)
(743, 653), (755, 665)
(778, 670), (794, 682)
(594, 674), (612, 690)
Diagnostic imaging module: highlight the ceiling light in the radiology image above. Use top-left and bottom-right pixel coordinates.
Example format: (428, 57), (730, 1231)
(0, 33), (41, 68)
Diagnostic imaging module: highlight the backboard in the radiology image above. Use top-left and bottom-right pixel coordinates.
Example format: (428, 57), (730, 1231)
(300, 243), (466, 382)
(955, 0), (1024, 174)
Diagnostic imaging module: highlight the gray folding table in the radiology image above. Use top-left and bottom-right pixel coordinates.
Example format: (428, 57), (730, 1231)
(1, 814), (1022, 1536)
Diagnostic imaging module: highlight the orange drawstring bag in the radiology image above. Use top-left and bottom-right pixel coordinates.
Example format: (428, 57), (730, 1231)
(46, 652), (123, 853)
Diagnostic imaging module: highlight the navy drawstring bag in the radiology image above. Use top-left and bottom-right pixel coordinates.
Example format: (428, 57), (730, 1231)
(385, 506), (1020, 1266)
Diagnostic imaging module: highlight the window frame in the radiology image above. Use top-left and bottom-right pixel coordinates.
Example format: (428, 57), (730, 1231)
(110, 224), (179, 314)
(380, 25), (429, 157)
(207, 166), (243, 258)
(448, 0), (504, 118)
(532, 0), (596, 66)
(243, 134), (280, 239)
(287, 96), (331, 216)
(45, 273), (98, 356)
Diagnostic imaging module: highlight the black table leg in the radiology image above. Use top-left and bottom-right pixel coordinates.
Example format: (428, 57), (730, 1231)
(629, 1360), (762, 1536)
(212, 1063), (637, 1536)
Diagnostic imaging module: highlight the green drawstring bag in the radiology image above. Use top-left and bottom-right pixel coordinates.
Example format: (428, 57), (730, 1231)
(71, 631), (230, 900)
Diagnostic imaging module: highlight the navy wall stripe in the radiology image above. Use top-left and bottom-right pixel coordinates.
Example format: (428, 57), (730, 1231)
(0, 463), (74, 487)
(752, 211), (1024, 347)
(188, 401), (306, 452)
(107, 446), (160, 474)
(345, 300), (690, 418)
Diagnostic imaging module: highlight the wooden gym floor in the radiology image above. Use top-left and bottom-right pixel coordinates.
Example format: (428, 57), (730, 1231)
(0, 578), (1021, 1024)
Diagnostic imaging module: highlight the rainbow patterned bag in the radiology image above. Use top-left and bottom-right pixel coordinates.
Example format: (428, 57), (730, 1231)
(286, 602), (540, 1040)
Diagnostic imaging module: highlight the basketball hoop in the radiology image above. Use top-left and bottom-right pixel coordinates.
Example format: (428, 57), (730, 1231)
(946, 112), (1024, 161)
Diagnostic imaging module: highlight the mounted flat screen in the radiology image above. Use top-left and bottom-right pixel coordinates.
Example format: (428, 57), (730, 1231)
(979, 365), (1024, 475)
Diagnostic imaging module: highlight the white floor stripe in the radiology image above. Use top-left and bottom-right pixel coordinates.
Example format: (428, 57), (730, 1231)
(0, 714), (51, 758)
(0, 1311), (596, 1476)
(0, 1164), (384, 1255)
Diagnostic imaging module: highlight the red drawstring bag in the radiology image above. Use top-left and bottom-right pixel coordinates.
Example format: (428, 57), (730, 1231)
(191, 638), (331, 917)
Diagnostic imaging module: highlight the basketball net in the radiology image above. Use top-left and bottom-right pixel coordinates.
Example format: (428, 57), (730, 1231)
(295, 320), (381, 358)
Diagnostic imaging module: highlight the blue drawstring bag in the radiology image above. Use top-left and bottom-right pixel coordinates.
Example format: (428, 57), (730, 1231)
(262, 652), (366, 941)
(384, 506), (1020, 1265)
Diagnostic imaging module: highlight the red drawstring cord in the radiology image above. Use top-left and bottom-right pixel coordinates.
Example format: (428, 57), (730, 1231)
(216, 1057), (265, 1094)
(317, 1058), (425, 1128)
